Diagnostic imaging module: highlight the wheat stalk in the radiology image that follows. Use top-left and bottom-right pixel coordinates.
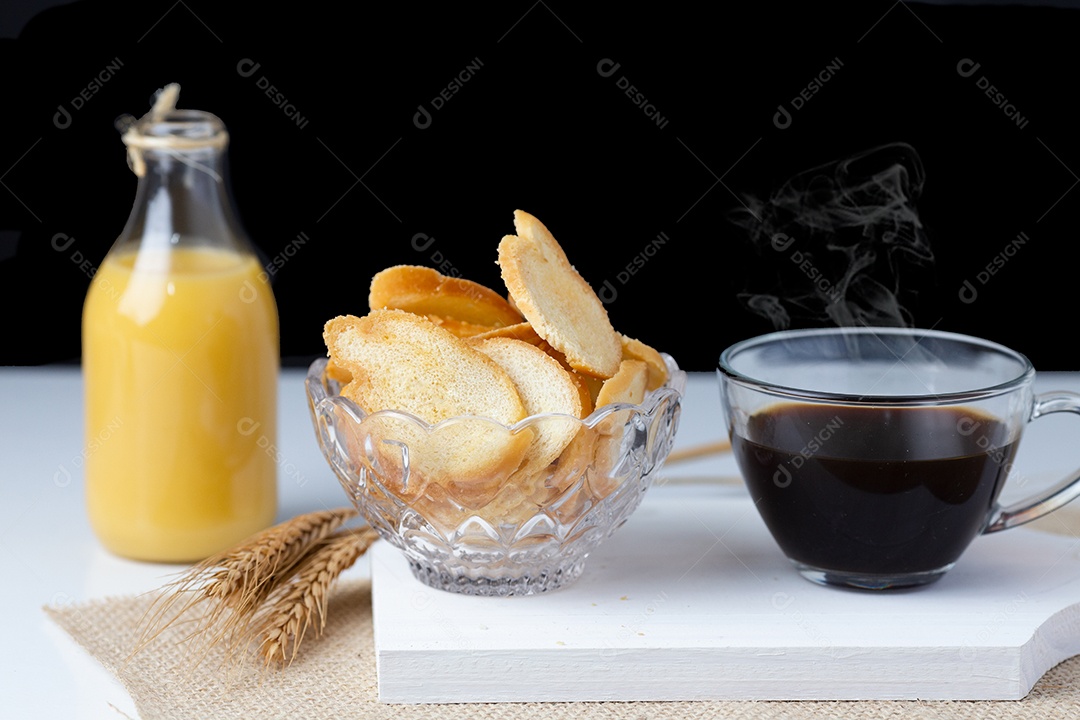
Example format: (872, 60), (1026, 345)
(252, 526), (380, 667)
(133, 507), (368, 670)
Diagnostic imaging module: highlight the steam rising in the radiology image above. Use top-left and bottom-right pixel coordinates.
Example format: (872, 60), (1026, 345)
(730, 142), (933, 329)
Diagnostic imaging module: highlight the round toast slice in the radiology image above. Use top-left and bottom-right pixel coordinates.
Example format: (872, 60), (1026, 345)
(471, 336), (584, 476)
(368, 264), (523, 328)
(497, 214), (622, 379)
(619, 334), (669, 391)
(323, 310), (532, 491)
(595, 359), (649, 407)
(324, 310), (527, 423)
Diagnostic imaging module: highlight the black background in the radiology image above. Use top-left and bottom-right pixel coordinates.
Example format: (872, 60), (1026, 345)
(3, 1), (1080, 372)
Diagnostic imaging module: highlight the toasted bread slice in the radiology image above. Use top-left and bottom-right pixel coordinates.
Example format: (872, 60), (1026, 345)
(512, 209), (572, 266)
(619, 334), (669, 391)
(590, 359), (651, 498)
(368, 265), (523, 328)
(498, 213), (622, 379)
(323, 310), (532, 490)
(527, 338), (597, 417)
(324, 310), (527, 423)
(595, 359), (649, 407)
(566, 369), (597, 418)
(472, 337), (584, 476)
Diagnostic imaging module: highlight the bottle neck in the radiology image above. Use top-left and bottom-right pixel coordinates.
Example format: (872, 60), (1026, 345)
(112, 98), (253, 259)
(117, 146), (249, 255)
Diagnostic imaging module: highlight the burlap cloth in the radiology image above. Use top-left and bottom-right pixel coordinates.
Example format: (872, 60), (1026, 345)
(45, 498), (1080, 720)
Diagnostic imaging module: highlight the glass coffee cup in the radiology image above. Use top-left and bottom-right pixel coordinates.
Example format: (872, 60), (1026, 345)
(717, 326), (1080, 590)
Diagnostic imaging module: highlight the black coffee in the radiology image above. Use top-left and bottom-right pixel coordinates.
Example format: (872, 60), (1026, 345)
(731, 403), (1019, 576)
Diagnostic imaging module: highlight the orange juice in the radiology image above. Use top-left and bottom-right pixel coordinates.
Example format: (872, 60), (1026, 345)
(83, 245), (279, 562)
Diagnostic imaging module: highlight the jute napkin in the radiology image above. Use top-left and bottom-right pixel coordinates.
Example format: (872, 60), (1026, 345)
(45, 507), (1080, 720)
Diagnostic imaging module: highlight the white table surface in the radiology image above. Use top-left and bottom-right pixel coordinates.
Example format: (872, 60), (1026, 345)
(3, 365), (1080, 718)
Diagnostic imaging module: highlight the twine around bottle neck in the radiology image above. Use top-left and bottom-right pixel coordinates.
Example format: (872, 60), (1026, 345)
(120, 83), (229, 180)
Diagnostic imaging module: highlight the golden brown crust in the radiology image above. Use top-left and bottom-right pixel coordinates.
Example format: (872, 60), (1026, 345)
(595, 359), (649, 407)
(619, 334), (669, 391)
(368, 265), (523, 328)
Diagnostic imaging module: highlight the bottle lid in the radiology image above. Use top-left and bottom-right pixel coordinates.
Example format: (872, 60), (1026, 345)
(118, 83), (229, 177)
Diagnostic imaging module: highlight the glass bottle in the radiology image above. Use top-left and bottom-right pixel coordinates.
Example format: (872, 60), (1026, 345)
(82, 84), (279, 562)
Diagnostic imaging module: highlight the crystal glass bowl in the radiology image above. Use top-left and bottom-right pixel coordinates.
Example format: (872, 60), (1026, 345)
(305, 354), (685, 596)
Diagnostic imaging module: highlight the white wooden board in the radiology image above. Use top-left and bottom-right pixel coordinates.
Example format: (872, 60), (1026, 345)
(370, 483), (1080, 704)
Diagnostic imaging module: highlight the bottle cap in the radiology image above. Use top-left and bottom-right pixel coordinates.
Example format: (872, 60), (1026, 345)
(119, 83), (229, 177)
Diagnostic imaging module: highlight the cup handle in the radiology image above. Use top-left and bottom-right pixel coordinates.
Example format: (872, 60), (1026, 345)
(984, 391), (1080, 533)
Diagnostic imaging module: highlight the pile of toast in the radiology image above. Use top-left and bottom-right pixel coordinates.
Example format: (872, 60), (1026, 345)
(322, 210), (670, 520)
